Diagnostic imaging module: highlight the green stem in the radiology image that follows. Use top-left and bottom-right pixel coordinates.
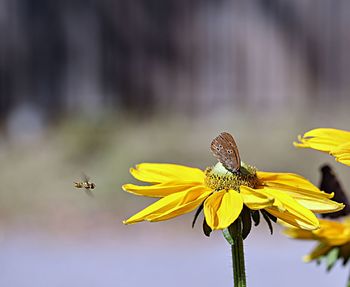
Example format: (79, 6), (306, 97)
(231, 219), (247, 287)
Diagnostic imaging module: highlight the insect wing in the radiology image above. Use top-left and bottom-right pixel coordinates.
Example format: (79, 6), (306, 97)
(84, 188), (94, 198)
(210, 132), (241, 172)
(320, 164), (350, 218)
(77, 172), (95, 197)
(81, 172), (90, 183)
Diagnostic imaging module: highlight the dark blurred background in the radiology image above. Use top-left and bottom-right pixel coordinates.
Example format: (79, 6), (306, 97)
(1, 1), (350, 286)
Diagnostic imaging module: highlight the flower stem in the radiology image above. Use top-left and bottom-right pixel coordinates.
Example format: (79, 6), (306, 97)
(231, 218), (247, 287)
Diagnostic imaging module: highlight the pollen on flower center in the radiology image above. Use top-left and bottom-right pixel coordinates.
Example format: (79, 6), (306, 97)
(204, 162), (259, 191)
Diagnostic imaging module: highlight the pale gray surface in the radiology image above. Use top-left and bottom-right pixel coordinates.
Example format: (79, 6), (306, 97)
(0, 233), (347, 287)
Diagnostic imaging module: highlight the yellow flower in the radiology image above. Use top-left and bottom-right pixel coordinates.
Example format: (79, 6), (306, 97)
(123, 162), (344, 231)
(284, 218), (350, 264)
(295, 128), (350, 166)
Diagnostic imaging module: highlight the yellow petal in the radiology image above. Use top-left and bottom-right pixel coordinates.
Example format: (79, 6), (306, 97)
(260, 187), (319, 230)
(130, 163), (205, 184)
(313, 219), (350, 246)
(283, 226), (315, 240)
(122, 181), (205, 197)
(204, 190), (243, 230)
(240, 186), (274, 210)
(257, 171), (344, 214)
(123, 186), (211, 224)
(294, 128), (350, 152)
(146, 190), (212, 222)
(294, 128), (350, 166)
(265, 207), (318, 230)
(293, 197), (344, 214)
(284, 219), (350, 246)
(257, 171), (332, 198)
(303, 243), (332, 262)
(331, 142), (350, 166)
(304, 128), (350, 141)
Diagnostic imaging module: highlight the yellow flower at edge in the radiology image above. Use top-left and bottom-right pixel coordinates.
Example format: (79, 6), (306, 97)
(122, 162), (344, 231)
(295, 128), (350, 166)
(284, 218), (350, 263)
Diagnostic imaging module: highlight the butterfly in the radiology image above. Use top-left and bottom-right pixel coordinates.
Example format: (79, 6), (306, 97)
(319, 164), (350, 218)
(210, 132), (241, 173)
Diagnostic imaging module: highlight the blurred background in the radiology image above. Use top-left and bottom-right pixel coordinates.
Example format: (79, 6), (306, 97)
(1, 1), (350, 286)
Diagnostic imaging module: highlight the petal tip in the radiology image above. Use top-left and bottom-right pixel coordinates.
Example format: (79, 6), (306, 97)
(302, 255), (312, 263)
(294, 135), (308, 148)
(123, 218), (135, 225)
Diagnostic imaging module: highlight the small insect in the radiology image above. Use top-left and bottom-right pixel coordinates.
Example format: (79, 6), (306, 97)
(74, 173), (95, 197)
(210, 132), (241, 173)
(319, 164), (350, 218)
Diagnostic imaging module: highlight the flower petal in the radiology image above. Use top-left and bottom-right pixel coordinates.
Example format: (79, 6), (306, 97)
(122, 181), (206, 197)
(294, 128), (350, 152)
(331, 142), (350, 166)
(147, 191), (212, 222)
(284, 219), (350, 247)
(257, 171), (345, 213)
(204, 190), (243, 230)
(240, 186), (274, 210)
(313, 219), (350, 246)
(303, 243), (332, 262)
(293, 197), (344, 214)
(283, 227), (315, 240)
(130, 163), (205, 184)
(259, 187), (319, 230)
(294, 128), (350, 166)
(265, 207), (318, 230)
(257, 171), (332, 198)
(123, 186), (211, 224)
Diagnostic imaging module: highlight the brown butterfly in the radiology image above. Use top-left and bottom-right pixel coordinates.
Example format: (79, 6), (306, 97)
(210, 132), (241, 173)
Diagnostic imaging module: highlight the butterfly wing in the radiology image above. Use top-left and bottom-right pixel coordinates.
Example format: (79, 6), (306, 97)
(210, 132), (241, 172)
(320, 164), (350, 218)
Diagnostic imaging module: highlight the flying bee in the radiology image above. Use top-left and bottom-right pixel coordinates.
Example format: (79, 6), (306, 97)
(74, 173), (95, 197)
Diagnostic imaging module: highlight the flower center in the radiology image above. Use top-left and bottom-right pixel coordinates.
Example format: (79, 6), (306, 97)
(205, 162), (259, 191)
